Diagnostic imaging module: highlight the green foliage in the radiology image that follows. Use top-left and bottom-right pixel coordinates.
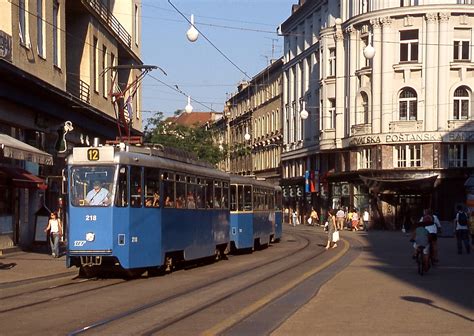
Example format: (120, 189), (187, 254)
(143, 112), (227, 166)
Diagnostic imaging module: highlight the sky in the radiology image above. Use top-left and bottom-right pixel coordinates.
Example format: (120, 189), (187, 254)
(140, 0), (296, 121)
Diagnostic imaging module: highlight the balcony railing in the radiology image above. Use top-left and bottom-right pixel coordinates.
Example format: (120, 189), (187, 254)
(82, 0), (132, 48)
(67, 77), (90, 104)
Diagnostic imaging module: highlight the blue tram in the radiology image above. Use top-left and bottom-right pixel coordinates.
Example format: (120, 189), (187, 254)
(229, 175), (282, 251)
(66, 145), (230, 274)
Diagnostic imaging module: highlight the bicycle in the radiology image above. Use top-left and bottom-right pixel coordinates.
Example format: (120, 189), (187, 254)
(415, 245), (431, 276)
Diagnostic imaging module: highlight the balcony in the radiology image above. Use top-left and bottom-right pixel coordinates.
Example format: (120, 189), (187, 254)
(67, 76), (90, 104)
(82, 0), (131, 48)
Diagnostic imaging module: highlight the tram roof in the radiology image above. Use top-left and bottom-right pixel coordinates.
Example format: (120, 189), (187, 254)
(229, 174), (279, 190)
(68, 145), (229, 180)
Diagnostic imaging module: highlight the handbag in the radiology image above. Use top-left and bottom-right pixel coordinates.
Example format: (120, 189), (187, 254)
(332, 230), (340, 242)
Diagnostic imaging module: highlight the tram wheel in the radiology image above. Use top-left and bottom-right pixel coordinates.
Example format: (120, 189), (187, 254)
(79, 266), (98, 278)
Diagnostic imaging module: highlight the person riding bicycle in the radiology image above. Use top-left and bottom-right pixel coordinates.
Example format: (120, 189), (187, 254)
(412, 215), (431, 272)
(419, 209), (441, 263)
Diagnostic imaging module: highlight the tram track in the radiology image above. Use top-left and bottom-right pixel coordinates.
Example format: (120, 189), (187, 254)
(1, 231), (308, 320)
(68, 230), (332, 335)
(0, 278), (128, 314)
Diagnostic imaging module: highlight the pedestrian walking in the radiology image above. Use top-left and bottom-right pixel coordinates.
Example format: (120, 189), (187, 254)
(362, 208), (370, 231)
(325, 209), (338, 249)
(308, 207), (319, 226)
(454, 205), (471, 254)
(291, 208), (298, 227)
(44, 212), (63, 258)
(351, 209), (360, 231)
(336, 208), (345, 231)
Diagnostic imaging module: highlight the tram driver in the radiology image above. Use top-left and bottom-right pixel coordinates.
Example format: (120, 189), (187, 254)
(85, 180), (110, 206)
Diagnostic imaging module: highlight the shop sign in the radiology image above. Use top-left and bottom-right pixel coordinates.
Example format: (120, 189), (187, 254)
(346, 131), (474, 147)
(341, 184), (350, 196)
(0, 31), (12, 62)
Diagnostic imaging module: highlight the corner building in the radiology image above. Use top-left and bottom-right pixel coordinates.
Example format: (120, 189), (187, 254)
(281, 0), (474, 228)
(0, 0), (143, 250)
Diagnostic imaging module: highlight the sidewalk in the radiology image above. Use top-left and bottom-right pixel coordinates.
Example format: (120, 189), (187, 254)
(273, 230), (474, 335)
(0, 248), (75, 286)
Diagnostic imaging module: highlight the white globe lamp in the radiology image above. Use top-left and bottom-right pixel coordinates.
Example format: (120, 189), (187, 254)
(185, 96), (193, 113)
(186, 14), (199, 42)
(300, 101), (309, 120)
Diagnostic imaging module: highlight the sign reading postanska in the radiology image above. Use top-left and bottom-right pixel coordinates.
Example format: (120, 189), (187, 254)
(345, 131), (474, 147)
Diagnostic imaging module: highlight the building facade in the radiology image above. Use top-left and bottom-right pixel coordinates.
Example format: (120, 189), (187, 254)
(0, 0), (143, 250)
(281, 0), (474, 228)
(223, 58), (283, 185)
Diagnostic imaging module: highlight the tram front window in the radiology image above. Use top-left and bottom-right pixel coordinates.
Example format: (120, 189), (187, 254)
(70, 166), (114, 207)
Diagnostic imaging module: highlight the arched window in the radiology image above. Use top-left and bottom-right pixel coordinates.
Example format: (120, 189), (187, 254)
(360, 92), (369, 124)
(399, 88), (417, 120)
(453, 86), (470, 120)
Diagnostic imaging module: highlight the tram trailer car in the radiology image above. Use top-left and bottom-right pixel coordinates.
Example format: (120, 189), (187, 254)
(66, 145), (230, 275)
(229, 175), (282, 251)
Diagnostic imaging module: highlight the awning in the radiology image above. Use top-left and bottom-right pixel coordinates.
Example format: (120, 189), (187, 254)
(0, 167), (48, 190)
(360, 175), (438, 194)
(0, 134), (53, 165)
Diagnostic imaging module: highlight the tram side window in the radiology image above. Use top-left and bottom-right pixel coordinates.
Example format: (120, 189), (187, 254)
(275, 190), (282, 210)
(115, 166), (128, 207)
(175, 174), (186, 208)
(197, 179), (206, 209)
(145, 168), (160, 208)
(222, 182), (229, 209)
(230, 185), (237, 211)
(244, 185), (252, 211)
(130, 166), (142, 208)
(187, 176), (197, 209)
(162, 172), (175, 207)
(206, 179), (214, 208)
(237, 185), (244, 211)
(214, 181), (222, 208)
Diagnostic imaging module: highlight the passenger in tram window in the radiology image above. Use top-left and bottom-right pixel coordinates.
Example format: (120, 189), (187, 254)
(176, 196), (184, 208)
(213, 198), (220, 208)
(196, 195), (204, 209)
(187, 192), (196, 209)
(145, 191), (160, 208)
(165, 196), (174, 207)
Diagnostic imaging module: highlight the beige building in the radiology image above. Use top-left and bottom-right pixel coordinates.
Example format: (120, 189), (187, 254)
(0, 0), (143, 250)
(222, 58), (283, 185)
(281, 0), (474, 228)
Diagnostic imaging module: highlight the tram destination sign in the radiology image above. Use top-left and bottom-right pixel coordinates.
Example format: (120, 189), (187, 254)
(72, 147), (115, 163)
(345, 131), (474, 147)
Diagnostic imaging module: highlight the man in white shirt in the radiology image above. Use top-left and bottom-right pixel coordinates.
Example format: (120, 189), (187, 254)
(85, 180), (110, 206)
(336, 208), (345, 231)
(363, 209), (370, 231)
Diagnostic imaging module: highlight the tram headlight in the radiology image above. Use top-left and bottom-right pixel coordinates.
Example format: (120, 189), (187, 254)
(86, 232), (95, 242)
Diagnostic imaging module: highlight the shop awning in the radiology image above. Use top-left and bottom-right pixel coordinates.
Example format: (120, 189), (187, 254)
(0, 167), (48, 190)
(360, 175), (438, 194)
(0, 134), (53, 165)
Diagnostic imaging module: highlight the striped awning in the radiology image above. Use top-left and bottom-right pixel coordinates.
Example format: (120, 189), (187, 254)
(0, 134), (53, 165)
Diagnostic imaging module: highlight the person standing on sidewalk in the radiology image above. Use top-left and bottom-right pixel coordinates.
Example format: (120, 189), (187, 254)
(44, 212), (63, 258)
(362, 208), (370, 231)
(454, 205), (470, 254)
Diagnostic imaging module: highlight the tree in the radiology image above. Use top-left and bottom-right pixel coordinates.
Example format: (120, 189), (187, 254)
(143, 112), (226, 166)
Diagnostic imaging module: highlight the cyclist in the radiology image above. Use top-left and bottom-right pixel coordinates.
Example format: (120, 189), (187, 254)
(419, 209), (441, 263)
(412, 215), (431, 272)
